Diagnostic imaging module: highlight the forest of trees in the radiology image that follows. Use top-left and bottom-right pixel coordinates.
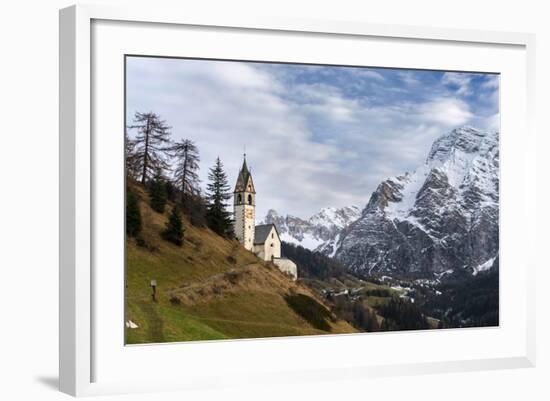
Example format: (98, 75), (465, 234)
(416, 264), (499, 328)
(281, 241), (347, 279)
(125, 111), (234, 245)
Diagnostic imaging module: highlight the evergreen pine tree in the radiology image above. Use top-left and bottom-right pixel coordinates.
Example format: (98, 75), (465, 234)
(162, 206), (184, 246)
(126, 189), (142, 237)
(205, 157), (233, 237)
(148, 170), (168, 213)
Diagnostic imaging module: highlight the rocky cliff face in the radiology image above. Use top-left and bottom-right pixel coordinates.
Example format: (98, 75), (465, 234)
(262, 206), (361, 251)
(333, 126), (499, 276)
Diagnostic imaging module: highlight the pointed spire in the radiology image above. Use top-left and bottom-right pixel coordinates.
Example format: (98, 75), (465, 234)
(240, 155), (249, 175)
(234, 152), (255, 194)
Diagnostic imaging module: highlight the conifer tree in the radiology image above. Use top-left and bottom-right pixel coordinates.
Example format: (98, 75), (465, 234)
(162, 206), (184, 246)
(167, 139), (201, 199)
(205, 157), (233, 237)
(148, 170), (168, 213)
(126, 189), (142, 237)
(125, 129), (140, 181)
(127, 112), (172, 184)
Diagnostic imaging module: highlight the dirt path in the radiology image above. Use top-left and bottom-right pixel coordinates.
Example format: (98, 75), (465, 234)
(136, 301), (166, 343)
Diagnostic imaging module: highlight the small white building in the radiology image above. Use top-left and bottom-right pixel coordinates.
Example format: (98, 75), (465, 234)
(253, 224), (281, 261)
(253, 224), (298, 280)
(233, 157), (298, 280)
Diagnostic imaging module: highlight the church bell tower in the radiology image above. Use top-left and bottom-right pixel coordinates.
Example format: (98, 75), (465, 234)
(233, 155), (256, 251)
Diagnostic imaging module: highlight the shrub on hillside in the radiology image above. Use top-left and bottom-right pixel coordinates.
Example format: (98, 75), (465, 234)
(162, 206), (185, 246)
(135, 236), (147, 248)
(284, 294), (333, 332)
(126, 189), (142, 237)
(224, 270), (241, 285)
(135, 236), (159, 252)
(148, 172), (168, 213)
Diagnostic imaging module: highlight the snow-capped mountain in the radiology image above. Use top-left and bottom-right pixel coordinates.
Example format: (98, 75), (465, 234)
(332, 126), (499, 275)
(262, 206), (361, 251)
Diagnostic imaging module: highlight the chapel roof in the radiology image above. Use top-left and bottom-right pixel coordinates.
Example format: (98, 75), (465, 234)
(254, 224), (280, 245)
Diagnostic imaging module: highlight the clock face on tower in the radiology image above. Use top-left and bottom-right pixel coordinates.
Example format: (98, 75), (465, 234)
(245, 209), (254, 219)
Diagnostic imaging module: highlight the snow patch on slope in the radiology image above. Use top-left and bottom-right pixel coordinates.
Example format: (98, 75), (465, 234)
(280, 232), (324, 250)
(472, 257), (496, 276)
(264, 206), (360, 251)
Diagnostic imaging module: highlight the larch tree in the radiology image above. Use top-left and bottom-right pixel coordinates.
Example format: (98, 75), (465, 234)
(127, 112), (172, 184)
(167, 139), (201, 199)
(205, 157), (233, 237)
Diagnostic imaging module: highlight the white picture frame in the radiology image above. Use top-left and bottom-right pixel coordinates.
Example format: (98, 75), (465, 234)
(59, 4), (536, 397)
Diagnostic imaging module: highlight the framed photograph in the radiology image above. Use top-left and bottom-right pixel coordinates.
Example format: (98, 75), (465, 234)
(59, 4), (536, 396)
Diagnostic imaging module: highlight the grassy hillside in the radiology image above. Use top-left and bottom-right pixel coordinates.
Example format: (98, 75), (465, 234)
(125, 184), (356, 344)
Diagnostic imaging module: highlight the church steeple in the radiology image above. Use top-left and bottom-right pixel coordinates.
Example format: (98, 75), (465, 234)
(234, 155), (256, 195)
(233, 154), (256, 250)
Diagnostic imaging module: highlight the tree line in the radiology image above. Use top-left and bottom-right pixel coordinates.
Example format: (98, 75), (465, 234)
(125, 111), (234, 246)
(280, 241), (347, 279)
(415, 263), (499, 328)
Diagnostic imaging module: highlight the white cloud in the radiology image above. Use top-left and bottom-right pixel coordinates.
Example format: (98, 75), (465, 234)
(292, 83), (359, 123)
(355, 69), (385, 81)
(397, 71), (421, 87)
(441, 72), (472, 96)
(481, 75), (500, 90)
(418, 98), (474, 126)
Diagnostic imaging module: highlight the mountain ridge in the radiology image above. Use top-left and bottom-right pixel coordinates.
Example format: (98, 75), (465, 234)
(261, 206), (361, 251)
(332, 126), (499, 275)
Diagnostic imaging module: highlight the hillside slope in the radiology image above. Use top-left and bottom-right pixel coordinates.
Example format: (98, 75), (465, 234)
(125, 185), (356, 344)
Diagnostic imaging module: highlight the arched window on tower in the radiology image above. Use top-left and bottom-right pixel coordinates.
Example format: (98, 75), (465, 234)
(248, 194), (252, 205)
(237, 194), (242, 203)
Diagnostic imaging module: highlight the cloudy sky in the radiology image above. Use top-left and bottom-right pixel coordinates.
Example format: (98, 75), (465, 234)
(126, 56), (499, 219)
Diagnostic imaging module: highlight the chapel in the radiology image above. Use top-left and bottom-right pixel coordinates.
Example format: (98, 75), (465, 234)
(233, 156), (298, 280)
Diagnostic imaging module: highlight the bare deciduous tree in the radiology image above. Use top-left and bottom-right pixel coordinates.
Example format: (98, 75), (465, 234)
(127, 112), (171, 184)
(167, 139), (201, 198)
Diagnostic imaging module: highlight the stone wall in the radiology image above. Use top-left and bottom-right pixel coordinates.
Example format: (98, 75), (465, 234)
(273, 258), (298, 281)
